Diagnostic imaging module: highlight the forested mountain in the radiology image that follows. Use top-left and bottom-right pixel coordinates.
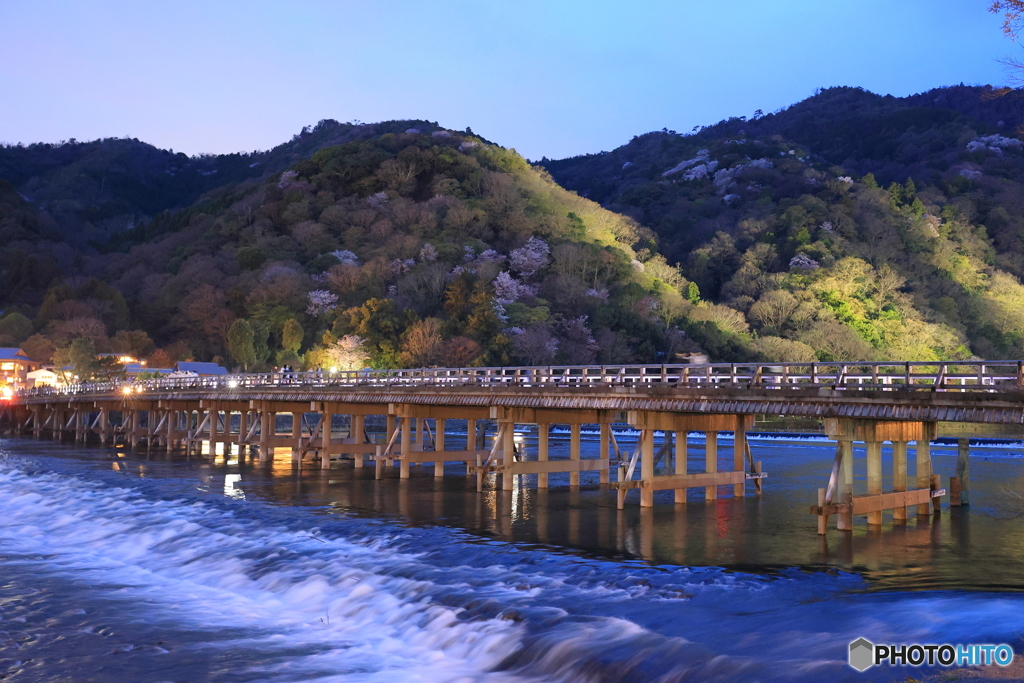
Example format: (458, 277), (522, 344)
(0, 119), (454, 248)
(543, 85), (1024, 362)
(0, 127), (679, 373)
(6, 84), (1024, 376)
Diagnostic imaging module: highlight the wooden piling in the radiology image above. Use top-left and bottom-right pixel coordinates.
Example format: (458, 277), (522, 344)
(956, 438), (970, 506)
(734, 416), (746, 497)
(640, 428), (655, 508)
(434, 419), (445, 477)
(400, 415), (412, 479)
(916, 439), (931, 517)
(321, 408), (333, 470)
(569, 423), (581, 488)
(837, 440), (854, 531)
(866, 440), (882, 526)
(290, 410), (301, 465)
(893, 441), (907, 522)
(674, 430), (687, 504)
(599, 423), (610, 484)
(502, 420), (515, 491)
(705, 431), (718, 501)
(537, 423), (549, 489)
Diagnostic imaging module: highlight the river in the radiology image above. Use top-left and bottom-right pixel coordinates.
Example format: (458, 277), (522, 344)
(1, 428), (1023, 682)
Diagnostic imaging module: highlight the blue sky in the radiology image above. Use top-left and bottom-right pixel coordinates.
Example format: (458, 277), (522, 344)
(0, 1), (1013, 160)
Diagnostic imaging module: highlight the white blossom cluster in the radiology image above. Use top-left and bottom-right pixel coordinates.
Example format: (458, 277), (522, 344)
(509, 237), (550, 277)
(662, 149), (711, 176)
(367, 191), (389, 209)
(493, 271), (537, 305)
(330, 249), (359, 265)
(789, 254), (820, 270)
(837, 176), (853, 184)
(586, 287), (609, 301)
(278, 170), (298, 189)
(723, 193), (740, 205)
(459, 141), (478, 152)
(419, 243), (438, 262)
(967, 135), (1023, 155)
(960, 168), (983, 181)
(681, 162), (717, 180)
(306, 289), (339, 316)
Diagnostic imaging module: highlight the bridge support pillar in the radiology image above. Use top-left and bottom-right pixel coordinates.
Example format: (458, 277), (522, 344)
(237, 410), (248, 450)
(434, 419), (445, 477)
(893, 441), (908, 523)
(259, 406), (272, 461)
(502, 420), (515, 491)
(599, 423), (610, 485)
(955, 438), (970, 506)
(866, 441), (883, 526)
(639, 428), (655, 508)
(705, 431), (718, 501)
(352, 414), (365, 467)
(837, 440), (853, 531)
(537, 423), (549, 488)
(290, 411), (301, 465)
(319, 410), (332, 469)
(75, 408), (86, 443)
(400, 415), (411, 479)
(916, 438), (931, 517)
(734, 417), (747, 497)
(564, 424), (578, 488)
(674, 430), (687, 504)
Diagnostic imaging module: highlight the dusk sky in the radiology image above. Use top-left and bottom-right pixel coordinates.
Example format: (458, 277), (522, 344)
(0, 1), (1013, 160)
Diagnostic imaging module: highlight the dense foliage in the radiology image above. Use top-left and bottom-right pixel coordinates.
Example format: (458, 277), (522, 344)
(543, 86), (1024, 362)
(0, 128), (684, 373)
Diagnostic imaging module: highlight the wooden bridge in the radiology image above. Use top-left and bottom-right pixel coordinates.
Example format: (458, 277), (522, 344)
(5, 361), (1024, 533)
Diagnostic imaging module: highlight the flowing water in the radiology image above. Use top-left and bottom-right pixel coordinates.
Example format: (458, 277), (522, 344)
(2, 428), (1024, 682)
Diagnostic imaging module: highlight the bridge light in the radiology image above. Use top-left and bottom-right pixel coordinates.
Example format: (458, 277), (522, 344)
(329, 367), (338, 374)
(227, 379), (239, 388)
(0, 387), (12, 401)
(122, 386), (132, 395)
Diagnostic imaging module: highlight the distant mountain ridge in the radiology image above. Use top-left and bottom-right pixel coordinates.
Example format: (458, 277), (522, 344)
(0, 119), (454, 247)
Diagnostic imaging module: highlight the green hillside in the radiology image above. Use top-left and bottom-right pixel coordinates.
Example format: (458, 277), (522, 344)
(0, 128), (683, 374)
(544, 86), (1024, 362)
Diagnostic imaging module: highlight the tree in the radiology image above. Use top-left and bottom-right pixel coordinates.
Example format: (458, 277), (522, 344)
(990, 2), (1024, 80)
(512, 325), (558, 365)
(324, 335), (369, 371)
(0, 312), (32, 345)
(282, 319), (304, 355)
(52, 337), (99, 382)
(685, 281), (700, 304)
(749, 290), (799, 332)
(226, 319), (256, 371)
(440, 336), (481, 367)
(21, 334), (56, 364)
(401, 318), (444, 367)
(112, 330), (155, 359)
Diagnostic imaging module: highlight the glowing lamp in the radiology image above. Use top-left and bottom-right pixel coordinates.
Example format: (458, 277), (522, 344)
(227, 379), (239, 388)
(122, 386), (133, 395)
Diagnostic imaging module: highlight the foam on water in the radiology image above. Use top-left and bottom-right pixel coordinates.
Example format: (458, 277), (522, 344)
(0, 463), (533, 682)
(3, 451), (1024, 682)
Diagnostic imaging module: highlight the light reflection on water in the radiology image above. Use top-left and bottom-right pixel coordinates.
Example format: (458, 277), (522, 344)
(2, 432), (1024, 682)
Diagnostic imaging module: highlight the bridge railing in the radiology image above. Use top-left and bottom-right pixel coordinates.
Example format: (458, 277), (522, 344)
(16, 361), (1024, 399)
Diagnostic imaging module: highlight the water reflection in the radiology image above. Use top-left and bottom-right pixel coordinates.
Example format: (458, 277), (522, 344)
(42, 433), (1024, 592)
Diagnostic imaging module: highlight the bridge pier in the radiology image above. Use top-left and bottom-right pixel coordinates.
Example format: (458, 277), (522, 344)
(614, 413), (759, 509)
(813, 420), (942, 533)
